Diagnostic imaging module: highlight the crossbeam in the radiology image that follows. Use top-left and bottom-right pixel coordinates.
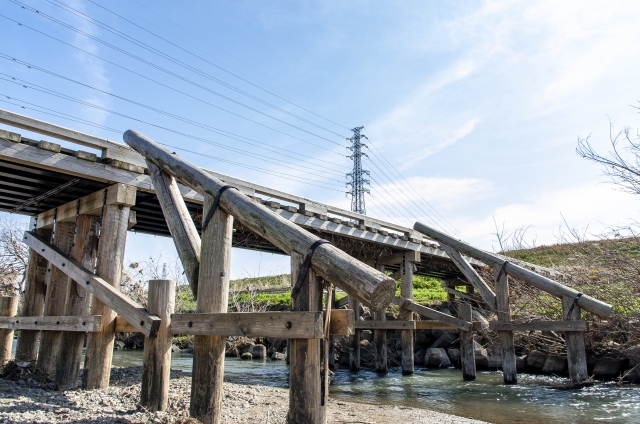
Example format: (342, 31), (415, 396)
(415, 320), (483, 331)
(0, 315), (101, 332)
(23, 231), (161, 338)
(489, 320), (589, 332)
(355, 320), (416, 330)
(393, 297), (472, 331)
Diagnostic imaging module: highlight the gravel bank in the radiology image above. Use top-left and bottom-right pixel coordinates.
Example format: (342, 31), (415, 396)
(0, 366), (486, 423)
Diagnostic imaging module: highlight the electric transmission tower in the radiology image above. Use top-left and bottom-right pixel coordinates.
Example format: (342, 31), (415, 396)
(346, 126), (370, 215)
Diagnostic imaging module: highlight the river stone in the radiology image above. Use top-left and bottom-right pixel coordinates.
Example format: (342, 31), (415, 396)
(425, 348), (452, 368)
(240, 352), (252, 360)
(252, 344), (267, 359)
(447, 348), (461, 367)
(525, 350), (547, 372)
(542, 354), (567, 374)
(360, 340), (376, 363)
(266, 338), (287, 355)
(241, 342), (255, 355)
(361, 330), (374, 343)
(593, 356), (628, 379)
(271, 352), (286, 361)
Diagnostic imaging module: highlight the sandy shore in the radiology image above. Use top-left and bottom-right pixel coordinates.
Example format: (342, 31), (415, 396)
(0, 366), (486, 423)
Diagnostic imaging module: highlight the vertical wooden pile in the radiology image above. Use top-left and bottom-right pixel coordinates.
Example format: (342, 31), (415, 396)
(562, 296), (588, 385)
(458, 303), (476, 380)
(494, 266), (517, 384)
(348, 295), (360, 371)
(374, 264), (387, 374)
(0, 296), (19, 365)
(399, 253), (414, 375)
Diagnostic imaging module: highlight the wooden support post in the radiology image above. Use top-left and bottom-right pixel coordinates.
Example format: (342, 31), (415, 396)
(54, 214), (100, 390)
(0, 296), (19, 365)
(147, 162), (201, 297)
(374, 264), (387, 374)
(15, 228), (51, 362)
(37, 221), (75, 375)
(458, 302), (476, 381)
(328, 291), (335, 370)
(562, 295), (588, 385)
(83, 184), (136, 389)
(289, 251), (324, 424)
(495, 265), (517, 384)
(399, 253), (414, 375)
(348, 295), (360, 371)
(190, 194), (232, 424)
(141, 279), (176, 412)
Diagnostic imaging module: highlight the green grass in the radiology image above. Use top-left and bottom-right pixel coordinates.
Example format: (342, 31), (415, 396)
(394, 274), (447, 304)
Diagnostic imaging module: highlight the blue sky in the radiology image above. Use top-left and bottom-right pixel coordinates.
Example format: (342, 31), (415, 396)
(1, 0), (640, 278)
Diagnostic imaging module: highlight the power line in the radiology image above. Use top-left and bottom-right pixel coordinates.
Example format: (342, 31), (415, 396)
(0, 13), (346, 155)
(8, 1), (348, 146)
(0, 54), (348, 176)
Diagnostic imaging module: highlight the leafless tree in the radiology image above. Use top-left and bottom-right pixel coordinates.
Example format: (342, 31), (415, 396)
(0, 215), (29, 295)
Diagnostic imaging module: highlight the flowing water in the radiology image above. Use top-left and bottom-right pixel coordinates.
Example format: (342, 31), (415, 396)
(109, 350), (640, 424)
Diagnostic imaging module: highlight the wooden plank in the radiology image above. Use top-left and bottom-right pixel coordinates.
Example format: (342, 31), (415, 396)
(414, 221), (613, 318)
(399, 255), (414, 375)
(327, 309), (354, 336)
(124, 130), (396, 311)
(416, 320), (483, 331)
(141, 280), (176, 412)
(377, 250), (420, 265)
(495, 265), (517, 385)
(562, 295), (589, 385)
(458, 303), (476, 381)
(355, 320), (415, 330)
(147, 162), (201, 297)
(488, 320), (589, 332)
(335, 295), (349, 309)
(393, 297), (472, 332)
(0, 297), (19, 365)
(15, 227), (51, 362)
(171, 312), (323, 338)
(115, 316), (138, 332)
(190, 193), (232, 423)
(440, 244), (496, 310)
(22, 231), (160, 337)
(0, 315), (102, 331)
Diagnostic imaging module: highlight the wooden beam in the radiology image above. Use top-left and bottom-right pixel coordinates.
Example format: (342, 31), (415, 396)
(393, 297), (472, 332)
(377, 250), (420, 265)
(416, 320), (483, 331)
(348, 295), (360, 371)
(488, 320), (589, 332)
(374, 264), (387, 374)
(399, 256), (414, 375)
(458, 303), (476, 381)
(414, 222), (613, 318)
(22, 232), (160, 337)
(440, 244), (496, 310)
(562, 295), (589, 385)
(326, 309), (354, 336)
(0, 297), (19, 365)
(115, 316), (138, 332)
(355, 320), (415, 330)
(124, 130), (396, 311)
(495, 265), (517, 384)
(0, 315), (102, 331)
(335, 295), (349, 309)
(147, 162), (201, 297)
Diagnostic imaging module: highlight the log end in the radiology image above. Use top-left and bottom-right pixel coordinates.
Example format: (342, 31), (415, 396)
(370, 277), (397, 311)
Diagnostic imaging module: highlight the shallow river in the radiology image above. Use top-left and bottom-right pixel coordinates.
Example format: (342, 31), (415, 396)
(110, 349), (639, 424)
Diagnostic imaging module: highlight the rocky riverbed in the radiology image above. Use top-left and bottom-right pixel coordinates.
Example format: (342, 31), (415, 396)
(0, 366), (486, 423)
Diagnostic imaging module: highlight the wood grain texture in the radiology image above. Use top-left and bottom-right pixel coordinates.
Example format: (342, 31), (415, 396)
(123, 130), (395, 311)
(393, 297), (472, 332)
(37, 222), (75, 376)
(190, 194), (232, 424)
(562, 295), (589, 385)
(288, 251), (325, 424)
(374, 264), (387, 374)
(414, 221), (612, 317)
(327, 309), (354, 336)
(147, 162), (201, 297)
(83, 202), (132, 390)
(440, 244), (496, 310)
(458, 303), (476, 381)
(348, 295), (360, 372)
(141, 280), (176, 412)
(415, 320), (483, 331)
(399, 255), (414, 375)
(488, 320), (589, 332)
(0, 315), (101, 331)
(377, 251), (420, 265)
(355, 320), (416, 330)
(495, 265), (517, 385)
(0, 297), (19, 365)
(22, 232), (160, 337)
(55, 214), (100, 390)
(15, 228), (51, 362)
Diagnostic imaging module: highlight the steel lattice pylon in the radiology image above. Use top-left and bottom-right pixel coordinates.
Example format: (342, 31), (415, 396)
(346, 126), (370, 215)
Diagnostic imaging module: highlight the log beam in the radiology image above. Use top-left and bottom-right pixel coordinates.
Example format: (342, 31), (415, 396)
(0, 297), (19, 365)
(440, 244), (496, 310)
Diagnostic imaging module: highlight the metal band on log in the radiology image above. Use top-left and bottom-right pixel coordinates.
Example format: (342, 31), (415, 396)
(413, 222), (613, 318)
(124, 130), (396, 310)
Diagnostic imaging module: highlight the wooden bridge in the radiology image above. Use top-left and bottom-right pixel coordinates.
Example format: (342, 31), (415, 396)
(0, 109), (613, 423)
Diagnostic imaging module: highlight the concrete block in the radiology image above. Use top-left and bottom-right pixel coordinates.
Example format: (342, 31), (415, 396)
(426, 348), (452, 368)
(75, 150), (98, 162)
(542, 354), (567, 374)
(37, 140), (61, 153)
(593, 356), (627, 379)
(525, 350), (547, 372)
(0, 129), (21, 142)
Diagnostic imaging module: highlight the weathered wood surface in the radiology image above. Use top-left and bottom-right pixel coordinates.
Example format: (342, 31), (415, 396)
(414, 222), (613, 317)
(328, 293), (336, 370)
(348, 295), (360, 371)
(23, 232), (160, 337)
(440, 244), (496, 310)
(0, 315), (101, 331)
(495, 265), (517, 384)
(38, 222), (75, 375)
(190, 195), (232, 424)
(15, 228), (51, 362)
(141, 280), (176, 412)
(288, 251), (325, 424)
(399, 255), (414, 375)
(562, 295), (589, 385)
(415, 320), (482, 331)
(0, 297), (19, 365)
(55, 214), (100, 390)
(172, 312), (323, 338)
(393, 297), (472, 332)
(355, 320), (416, 330)
(124, 130), (395, 311)
(488, 320), (589, 332)
(335, 295), (349, 309)
(147, 162), (201, 297)
(377, 250), (420, 265)
(115, 316), (142, 333)
(458, 303), (476, 381)
(374, 264), (387, 374)
(84, 199), (133, 390)
(327, 309), (354, 336)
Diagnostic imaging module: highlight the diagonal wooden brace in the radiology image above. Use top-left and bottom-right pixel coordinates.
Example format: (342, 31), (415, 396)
(392, 297), (472, 332)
